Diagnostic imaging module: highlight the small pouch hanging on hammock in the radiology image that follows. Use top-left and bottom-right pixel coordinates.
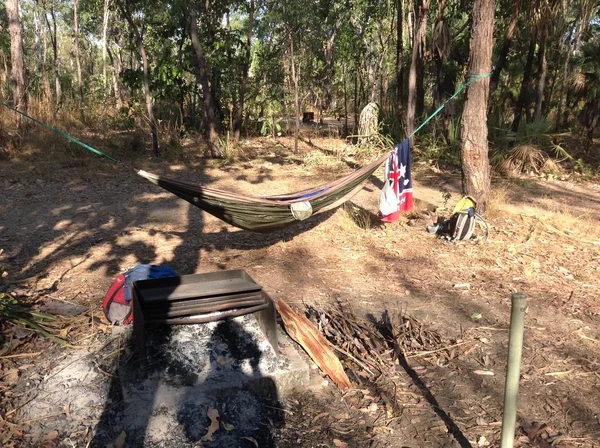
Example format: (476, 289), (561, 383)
(290, 201), (313, 221)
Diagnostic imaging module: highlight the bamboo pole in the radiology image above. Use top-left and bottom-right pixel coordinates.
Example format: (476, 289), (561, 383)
(500, 293), (528, 448)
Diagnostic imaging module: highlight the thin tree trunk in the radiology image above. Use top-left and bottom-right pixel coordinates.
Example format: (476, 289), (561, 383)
(555, 8), (579, 131)
(534, 29), (547, 122)
(460, 0), (495, 213)
(489, 0), (520, 95)
(106, 45), (122, 108)
(511, 30), (537, 132)
(396, 0), (404, 126)
(5, 0), (27, 126)
(102, 0), (110, 89)
(354, 61), (359, 130)
(407, 0), (429, 139)
(120, 1), (159, 155)
(73, 0), (84, 119)
(40, 12), (51, 103)
(233, 0), (254, 142)
(44, 7), (61, 106)
(343, 66), (348, 136)
(415, 1), (428, 118)
(289, 30), (300, 153)
(189, 8), (220, 157)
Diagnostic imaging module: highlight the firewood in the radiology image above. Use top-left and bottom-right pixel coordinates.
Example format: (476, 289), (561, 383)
(275, 299), (352, 390)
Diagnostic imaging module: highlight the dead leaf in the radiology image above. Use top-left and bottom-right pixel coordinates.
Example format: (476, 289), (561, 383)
(43, 430), (58, 441)
(333, 439), (349, 447)
(64, 402), (71, 419)
(222, 422), (234, 431)
(473, 370), (494, 376)
(242, 436), (259, 447)
(58, 328), (69, 339)
(201, 407), (220, 441)
(4, 369), (19, 384)
(114, 430), (126, 448)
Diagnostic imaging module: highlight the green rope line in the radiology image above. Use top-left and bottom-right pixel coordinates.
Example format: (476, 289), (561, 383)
(0, 100), (119, 163)
(0, 72), (490, 164)
(407, 72), (491, 140)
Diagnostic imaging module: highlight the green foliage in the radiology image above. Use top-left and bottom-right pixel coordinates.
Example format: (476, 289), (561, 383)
(0, 293), (69, 345)
(258, 116), (282, 138)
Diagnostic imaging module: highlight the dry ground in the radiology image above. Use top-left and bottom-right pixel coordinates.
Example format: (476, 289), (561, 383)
(1, 134), (600, 447)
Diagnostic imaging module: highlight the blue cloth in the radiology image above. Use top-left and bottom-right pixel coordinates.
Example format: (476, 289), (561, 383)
(123, 264), (177, 302)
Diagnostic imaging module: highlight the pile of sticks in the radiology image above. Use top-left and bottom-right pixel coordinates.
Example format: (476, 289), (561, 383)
(306, 305), (449, 381)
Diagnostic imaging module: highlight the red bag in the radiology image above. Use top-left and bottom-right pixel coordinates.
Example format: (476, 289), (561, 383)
(102, 273), (133, 325)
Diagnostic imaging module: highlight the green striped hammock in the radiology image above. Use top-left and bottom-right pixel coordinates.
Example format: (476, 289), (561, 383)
(137, 152), (388, 233)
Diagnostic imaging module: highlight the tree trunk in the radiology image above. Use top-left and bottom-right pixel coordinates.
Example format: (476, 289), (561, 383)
(189, 9), (220, 157)
(555, 8), (579, 131)
(106, 45), (122, 108)
(511, 30), (536, 132)
(534, 29), (547, 122)
(416, 0), (429, 118)
(343, 66), (348, 136)
(460, 0), (495, 213)
(354, 61), (359, 131)
(120, 1), (159, 155)
(73, 0), (84, 119)
(5, 0), (27, 126)
(289, 30), (300, 153)
(44, 7), (61, 106)
(233, 0), (254, 142)
(102, 0), (110, 89)
(407, 0), (429, 139)
(489, 0), (520, 95)
(395, 0), (403, 126)
(41, 13), (51, 103)
(432, 0), (448, 109)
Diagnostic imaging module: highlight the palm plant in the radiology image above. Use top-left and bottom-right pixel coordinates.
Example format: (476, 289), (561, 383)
(573, 40), (600, 141)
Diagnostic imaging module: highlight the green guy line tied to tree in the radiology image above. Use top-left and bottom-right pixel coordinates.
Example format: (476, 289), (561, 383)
(0, 100), (119, 164)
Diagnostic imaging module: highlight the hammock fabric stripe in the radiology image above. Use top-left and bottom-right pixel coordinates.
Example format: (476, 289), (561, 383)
(137, 152), (389, 232)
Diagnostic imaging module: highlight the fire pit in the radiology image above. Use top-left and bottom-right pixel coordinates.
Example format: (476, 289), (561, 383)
(132, 269), (278, 361)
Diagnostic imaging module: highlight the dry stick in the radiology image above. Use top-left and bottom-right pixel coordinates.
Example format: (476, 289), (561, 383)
(333, 346), (377, 376)
(0, 352), (42, 359)
(406, 341), (471, 359)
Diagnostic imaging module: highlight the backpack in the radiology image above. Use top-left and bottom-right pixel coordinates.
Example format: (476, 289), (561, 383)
(440, 196), (487, 241)
(102, 264), (177, 325)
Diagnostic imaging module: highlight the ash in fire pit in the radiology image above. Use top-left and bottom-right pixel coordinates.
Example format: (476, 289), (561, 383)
(114, 314), (309, 447)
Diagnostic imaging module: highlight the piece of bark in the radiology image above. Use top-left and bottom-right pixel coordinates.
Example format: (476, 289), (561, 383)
(275, 299), (352, 390)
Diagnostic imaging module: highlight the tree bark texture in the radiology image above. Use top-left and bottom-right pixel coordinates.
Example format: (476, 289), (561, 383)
(189, 9), (220, 157)
(289, 31), (300, 153)
(102, 0), (110, 88)
(489, 0), (520, 96)
(534, 29), (547, 122)
(416, 0), (429, 117)
(46, 7), (61, 106)
(511, 30), (536, 132)
(406, 0), (429, 140)
(395, 0), (404, 126)
(460, 0), (495, 213)
(5, 0), (27, 123)
(233, 0), (254, 142)
(73, 0), (84, 118)
(106, 44), (122, 108)
(121, 1), (159, 155)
